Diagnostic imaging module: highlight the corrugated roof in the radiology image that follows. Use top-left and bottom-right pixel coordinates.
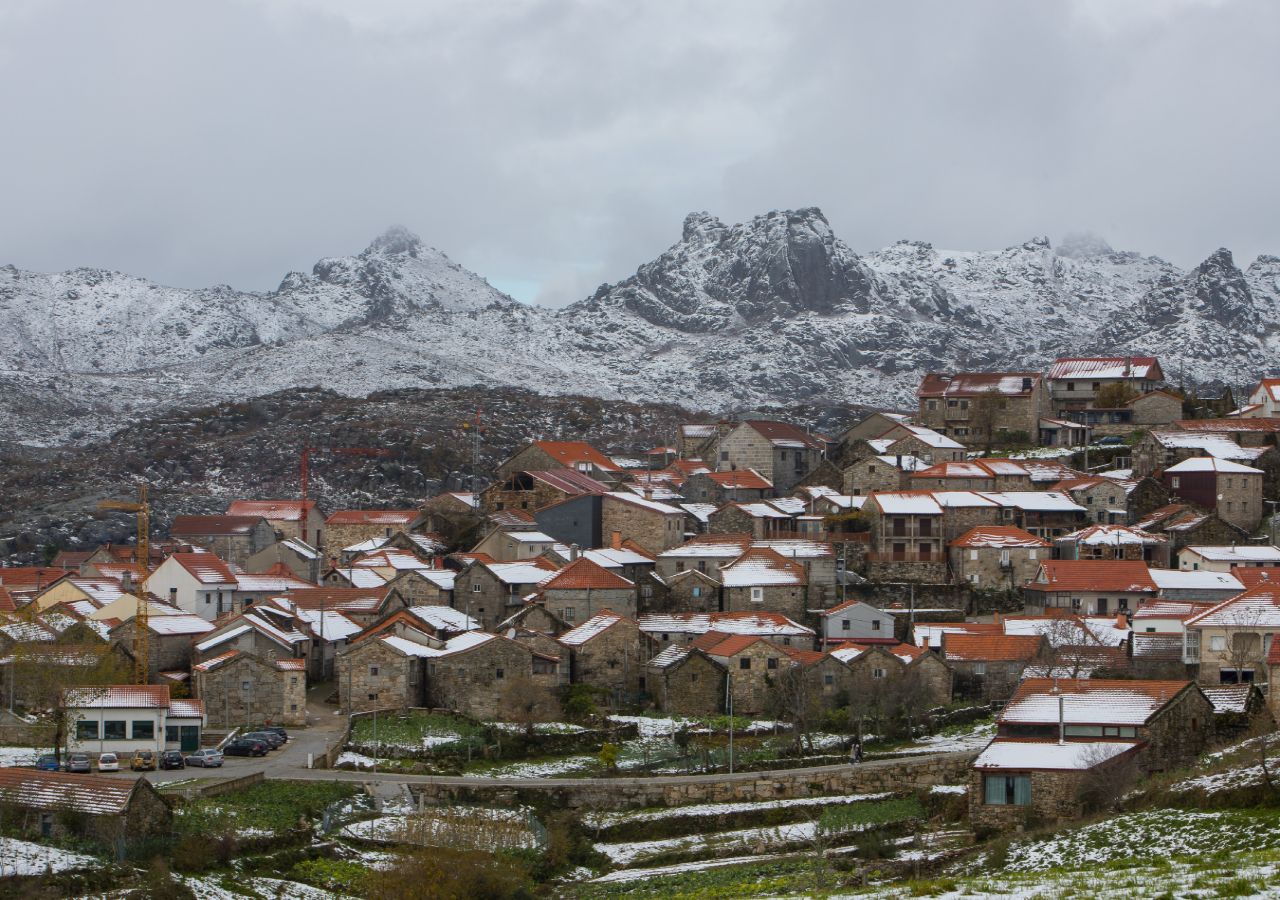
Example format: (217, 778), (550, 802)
(0, 768), (143, 815)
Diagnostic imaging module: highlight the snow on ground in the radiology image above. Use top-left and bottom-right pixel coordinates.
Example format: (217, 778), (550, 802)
(343, 809), (538, 850)
(334, 751), (390, 769)
(0, 837), (98, 876)
(461, 754), (597, 779)
(1173, 762), (1270, 794)
(585, 792), (891, 829)
(608, 715), (698, 738)
(589, 853), (770, 884)
(246, 878), (350, 900)
(875, 721), (994, 756)
(421, 733), (462, 748)
(0, 746), (49, 767)
(490, 721), (585, 734)
(1002, 809), (1280, 871)
(597, 820), (820, 867)
(929, 784), (967, 795)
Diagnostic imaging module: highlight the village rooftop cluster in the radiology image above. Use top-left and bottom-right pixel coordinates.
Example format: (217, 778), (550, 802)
(1, 359), (1280, 835)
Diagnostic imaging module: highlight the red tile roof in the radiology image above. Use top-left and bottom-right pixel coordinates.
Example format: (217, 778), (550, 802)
(695, 632), (774, 657)
(531, 441), (622, 472)
(521, 469), (612, 494)
(0, 768), (143, 815)
(1235, 568), (1280, 589)
(539, 558), (634, 591)
(943, 633), (1045, 662)
(743, 420), (824, 450)
(324, 509), (420, 526)
(1175, 418), (1280, 433)
(706, 469), (773, 490)
(950, 526), (1049, 549)
(0, 587), (15, 615)
(169, 552), (237, 585)
(1025, 560), (1157, 594)
(0, 567), (69, 592)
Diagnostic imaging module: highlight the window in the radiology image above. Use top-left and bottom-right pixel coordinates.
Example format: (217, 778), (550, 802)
(868, 465), (876, 475)
(369, 666), (379, 676)
(75, 721), (99, 740)
(290, 677), (298, 686)
(290, 704), (298, 712)
(720, 451), (729, 462)
(1221, 668), (1255, 684)
(841, 619), (851, 631)
(973, 662), (987, 676)
(969, 549), (978, 561)
(872, 668), (886, 679)
(496, 668), (505, 679)
(1118, 598), (1129, 611)
(368, 693), (376, 701)
(750, 587), (764, 603)
(767, 657), (779, 670)
(871, 620), (881, 631)
(132, 720), (154, 740)
(104, 720), (126, 740)
(984, 774), (1031, 806)
(165, 725), (177, 742)
(1171, 476), (1180, 489)
(692, 587), (702, 598)
(564, 607), (576, 621)
(739, 658), (751, 670)
(1209, 635), (1227, 652)
(780, 451), (787, 461)
(927, 400), (937, 410)
(1029, 549), (1037, 560)
(472, 583), (482, 593)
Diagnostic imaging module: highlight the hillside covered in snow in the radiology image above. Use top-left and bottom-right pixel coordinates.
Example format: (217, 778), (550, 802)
(3, 210), (1278, 445)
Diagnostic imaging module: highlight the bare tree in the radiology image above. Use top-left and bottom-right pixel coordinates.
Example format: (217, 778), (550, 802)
(10, 644), (128, 763)
(768, 663), (820, 755)
(970, 389), (1007, 452)
(1076, 744), (1140, 814)
(499, 675), (558, 737)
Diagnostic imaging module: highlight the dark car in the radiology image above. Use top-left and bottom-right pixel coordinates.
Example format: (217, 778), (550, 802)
(34, 754), (60, 772)
(64, 752), (92, 774)
(1093, 435), (1127, 447)
(243, 731), (285, 750)
(255, 726), (289, 743)
(223, 738), (268, 757)
(159, 750), (186, 770)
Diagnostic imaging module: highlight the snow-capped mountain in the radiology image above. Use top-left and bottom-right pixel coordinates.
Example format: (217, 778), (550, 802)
(2, 210), (1277, 446)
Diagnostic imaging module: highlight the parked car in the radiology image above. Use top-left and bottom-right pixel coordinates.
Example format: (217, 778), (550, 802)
(186, 748), (224, 768)
(34, 754), (60, 772)
(159, 750), (186, 770)
(254, 726), (289, 743)
(243, 731), (285, 750)
(1093, 435), (1127, 447)
(130, 750), (156, 771)
(96, 752), (120, 773)
(223, 738), (268, 758)
(64, 752), (92, 774)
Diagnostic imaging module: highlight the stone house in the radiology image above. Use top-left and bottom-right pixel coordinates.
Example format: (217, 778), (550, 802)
(909, 460), (1034, 493)
(817, 599), (896, 648)
(1053, 524), (1171, 567)
(144, 552), (239, 621)
(322, 509), (424, 559)
(681, 469), (774, 504)
(714, 420), (828, 494)
(192, 610), (310, 668)
(244, 537), (322, 583)
(1045, 356), (1164, 417)
(423, 632), (537, 720)
(659, 569), (723, 614)
(677, 423), (723, 460)
(1184, 582), (1280, 685)
(226, 499), (324, 549)
(0, 769), (171, 845)
(638, 610), (815, 651)
(829, 642), (953, 711)
(942, 632), (1049, 700)
(533, 557), (637, 625)
(481, 468), (610, 515)
(647, 645), (727, 716)
(718, 547), (808, 621)
(496, 440), (624, 484)
(916, 372), (1047, 444)
(983, 491), (1089, 540)
(168, 515), (276, 567)
(453, 557), (559, 631)
(496, 601), (569, 638)
(1162, 457), (1264, 532)
(383, 568), (454, 606)
(1132, 430), (1265, 477)
(1203, 683), (1274, 742)
(949, 526), (1050, 591)
(557, 610), (654, 705)
(601, 492), (686, 554)
(108, 613), (214, 677)
(1023, 560), (1158, 617)
(969, 677), (1210, 830)
(862, 492), (946, 582)
(835, 412), (914, 456)
(336, 628), (437, 713)
(872, 423), (968, 464)
(841, 453), (928, 496)
(497, 624), (566, 689)
(192, 650), (306, 727)
(1052, 477), (1132, 525)
(705, 501), (795, 539)
(697, 633), (789, 716)
(471, 528), (559, 562)
(656, 534), (754, 580)
(1129, 389), (1184, 427)
(1136, 504), (1248, 555)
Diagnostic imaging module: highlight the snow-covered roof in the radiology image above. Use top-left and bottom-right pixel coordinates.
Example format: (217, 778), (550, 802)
(951, 526), (1048, 549)
(1047, 356), (1160, 381)
(281, 537), (321, 559)
(0, 768), (144, 816)
(504, 531), (557, 543)
(63, 685), (170, 709)
(234, 573), (312, 593)
(1000, 679), (1189, 726)
(899, 425), (965, 449)
(928, 491), (1000, 509)
(719, 548), (806, 587)
(1183, 545), (1280, 563)
(1060, 524), (1167, 546)
(870, 492), (943, 515)
(1147, 570), (1244, 592)
(974, 739), (1142, 771)
(679, 503), (718, 524)
(606, 492), (682, 515)
(331, 567), (390, 588)
(407, 605), (479, 633)
(381, 630), (496, 658)
(582, 547), (655, 568)
(1186, 583), (1280, 628)
(979, 491), (1086, 513)
(751, 539), (835, 559)
(1165, 457), (1262, 474)
(1148, 431), (1263, 461)
(559, 610), (626, 646)
(1202, 685), (1253, 714)
(292, 608), (363, 641)
(146, 614), (216, 636)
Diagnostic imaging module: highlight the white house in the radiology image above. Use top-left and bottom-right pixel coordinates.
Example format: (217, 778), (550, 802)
(64, 685), (206, 756)
(1239, 379), (1280, 417)
(1179, 545), (1280, 573)
(817, 599), (896, 648)
(144, 552), (239, 620)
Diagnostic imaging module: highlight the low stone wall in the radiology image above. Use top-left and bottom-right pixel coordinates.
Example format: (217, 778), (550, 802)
(168, 771), (265, 801)
(407, 751), (977, 810)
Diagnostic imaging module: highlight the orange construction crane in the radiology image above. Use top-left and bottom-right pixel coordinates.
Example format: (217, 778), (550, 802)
(299, 446), (394, 504)
(97, 485), (151, 684)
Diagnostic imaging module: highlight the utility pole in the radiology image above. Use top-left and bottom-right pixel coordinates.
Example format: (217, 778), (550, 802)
(726, 673), (734, 775)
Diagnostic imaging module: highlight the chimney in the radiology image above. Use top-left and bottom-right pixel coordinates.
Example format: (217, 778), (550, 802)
(611, 531), (622, 550)
(1124, 356), (1132, 378)
(121, 571), (134, 593)
(569, 543), (580, 561)
(1052, 682), (1065, 746)
(1115, 613), (1127, 630)
(168, 587), (178, 604)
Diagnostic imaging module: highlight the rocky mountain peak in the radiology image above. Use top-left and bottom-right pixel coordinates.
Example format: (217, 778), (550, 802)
(1056, 232), (1114, 259)
(363, 225), (424, 258)
(682, 211), (727, 242)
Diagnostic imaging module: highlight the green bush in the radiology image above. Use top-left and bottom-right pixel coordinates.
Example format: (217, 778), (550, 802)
(288, 857), (370, 893)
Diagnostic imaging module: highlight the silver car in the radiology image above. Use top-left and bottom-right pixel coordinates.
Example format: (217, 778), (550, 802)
(186, 748), (224, 768)
(65, 752), (91, 774)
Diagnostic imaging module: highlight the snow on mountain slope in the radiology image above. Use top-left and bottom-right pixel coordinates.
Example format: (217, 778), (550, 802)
(1, 210), (1277, 446)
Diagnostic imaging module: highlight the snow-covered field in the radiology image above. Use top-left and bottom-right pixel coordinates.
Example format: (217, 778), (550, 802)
(874, 721), (994, 756)
(0, 746), (49, 767)
(585, 792), (891, 830)
(343, 808), (538, 851)
(596, 820), (820, 867)
(0, 837), (98, 876)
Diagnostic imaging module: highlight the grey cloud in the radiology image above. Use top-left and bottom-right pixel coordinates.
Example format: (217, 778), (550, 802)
(0, 0), (1274, 308)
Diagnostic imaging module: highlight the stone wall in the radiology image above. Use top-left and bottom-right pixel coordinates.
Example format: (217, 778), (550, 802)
(1218, 472), (1264, 532)
(723, 583), (806, 621)
(1143, 686), (1213, 773)
(338, 639), (421, 713)
(426, 639), (533, 720)
(543, 586), (637, 625)
(408, 751), (977, 810)
(948, 546), (1043, 591)
(968, 767), (1086, 832)
(866, 559), (950, 584)
(451, 565), (512, 631)
(841, 456), (913, 496)
(650, 652), (725, 716)
(568, 620), (649, 703)
(602, 495), (683, 554)
(194, 653), (306, 728)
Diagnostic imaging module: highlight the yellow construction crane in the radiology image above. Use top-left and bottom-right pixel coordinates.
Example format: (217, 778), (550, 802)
(97, 485), (151, 684)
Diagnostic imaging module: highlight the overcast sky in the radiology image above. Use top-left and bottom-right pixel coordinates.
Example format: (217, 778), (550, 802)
(1, 0), (1275, 305)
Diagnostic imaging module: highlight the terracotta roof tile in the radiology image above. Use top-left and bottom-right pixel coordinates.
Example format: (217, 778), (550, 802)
(540, 558), (634, 591)
(943, 633), (1045, 662)
(530, 440), (622, 472)
(1025, 560), (1157, 594)
(324, 509), (420, 526)
(950, 526), (1049, 549)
